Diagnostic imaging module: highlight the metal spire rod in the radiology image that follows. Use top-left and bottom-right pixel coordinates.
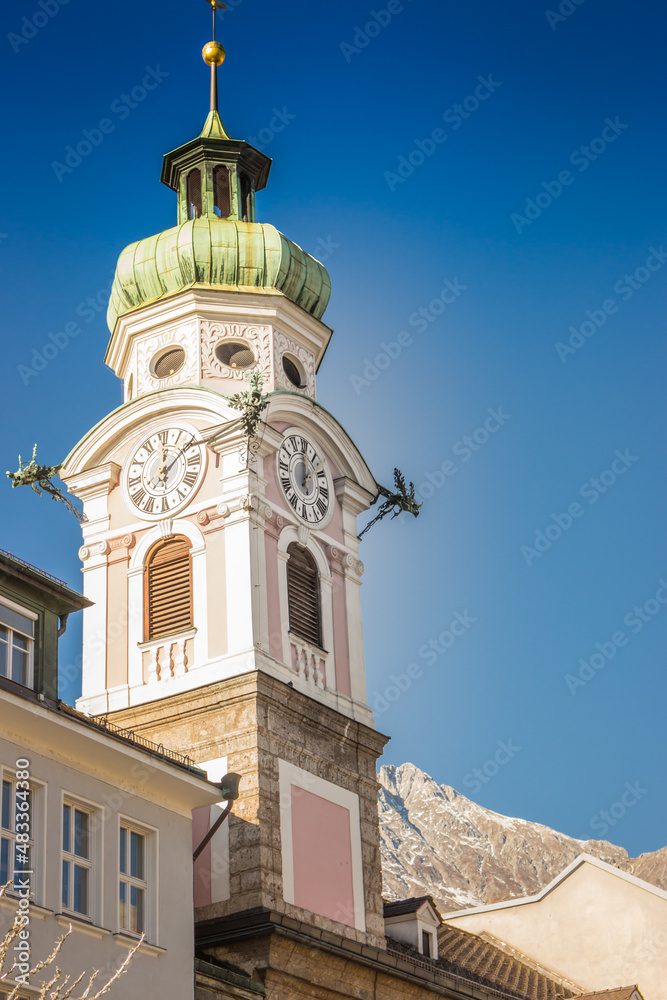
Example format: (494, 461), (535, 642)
(202, 0), (227, 113)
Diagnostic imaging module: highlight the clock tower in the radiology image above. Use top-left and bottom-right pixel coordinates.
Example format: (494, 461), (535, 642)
(60, 30), (390, 968)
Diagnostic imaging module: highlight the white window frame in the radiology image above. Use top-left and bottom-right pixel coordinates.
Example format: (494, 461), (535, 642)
(118, 816), (157, 942)
(0, 767), (36, 897)
(0, 598), (37, 688)
(61, 795), (100, 923)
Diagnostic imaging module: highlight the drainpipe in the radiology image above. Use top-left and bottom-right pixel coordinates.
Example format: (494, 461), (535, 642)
(193, 772), (241, 862)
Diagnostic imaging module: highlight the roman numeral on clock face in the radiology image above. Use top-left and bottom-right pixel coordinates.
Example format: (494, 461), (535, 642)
(278, 434), (331, 523)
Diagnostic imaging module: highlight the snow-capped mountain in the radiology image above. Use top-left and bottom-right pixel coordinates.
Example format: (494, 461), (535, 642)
(378, 762), (667, 912)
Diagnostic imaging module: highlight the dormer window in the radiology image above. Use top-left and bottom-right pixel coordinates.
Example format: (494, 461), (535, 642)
(422, 930), (433, 957)
(187, 169), (203, 220)
(384, 895), (442, 961)
(0, 600), (35, 687)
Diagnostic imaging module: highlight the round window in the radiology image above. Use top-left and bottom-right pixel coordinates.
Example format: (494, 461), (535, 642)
(282, 354), (306, 388)
(150, 346), (186, 380)
(215, 339), (257, 371)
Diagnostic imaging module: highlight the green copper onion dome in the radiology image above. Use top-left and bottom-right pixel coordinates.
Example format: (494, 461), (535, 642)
(106, 110), (331, 332)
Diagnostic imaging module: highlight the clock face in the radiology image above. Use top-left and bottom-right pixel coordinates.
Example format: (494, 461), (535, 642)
(126, 426), (204, 517)
(278, 434), (331, 525)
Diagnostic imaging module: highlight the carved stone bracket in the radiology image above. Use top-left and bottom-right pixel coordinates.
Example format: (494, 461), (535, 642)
(81, 534), (136, 563)
(238, 493), (272, 521)
(158, 519), (174, 539)
(326, 545), (364, 578)
(196, 503), (232, 528)
(343, 553), (365, 578)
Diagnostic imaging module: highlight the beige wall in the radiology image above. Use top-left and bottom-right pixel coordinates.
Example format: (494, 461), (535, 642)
(446, 860), (667, 1000)
(0, 696), (220, 1000)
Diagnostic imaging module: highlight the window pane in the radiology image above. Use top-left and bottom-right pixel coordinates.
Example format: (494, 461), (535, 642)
(130, 885), (144, 933)
(2, 782), (11, 830)
(73, 864), (88, 914)
(119, 881), (127, 929)
(74, 810), (89, 859)
(0, 630), (8, 679)
(130, 832), (144, 879)
(119, 827), (127, 875)
(11, 645), (28, 685)
(62, 804), (71, 852)
(1, 838), (9, 883)
(62, 860), (70, 908)
(13, 844), (29, 890)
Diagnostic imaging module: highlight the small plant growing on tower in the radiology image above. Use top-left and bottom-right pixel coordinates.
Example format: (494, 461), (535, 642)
(6, 445), (84, 522)
(228, 370), (269, 437)
(359, 468), (422, 538)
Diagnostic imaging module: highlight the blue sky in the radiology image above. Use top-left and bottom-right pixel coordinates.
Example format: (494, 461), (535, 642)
(1, 0), (665, 856)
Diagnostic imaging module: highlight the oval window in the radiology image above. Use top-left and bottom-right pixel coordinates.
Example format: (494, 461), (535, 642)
(150, 346), (186, 379)
(215, 339), (256, 371)
(282, 354), (306, 388)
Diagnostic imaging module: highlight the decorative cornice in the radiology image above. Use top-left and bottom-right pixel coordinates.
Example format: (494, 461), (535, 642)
(62, 462), (121, 501)
(334, 476), (375, 517)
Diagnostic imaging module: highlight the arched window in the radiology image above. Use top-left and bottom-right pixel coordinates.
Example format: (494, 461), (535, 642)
(286, 543), (321, 647)
(144, 537), (192, 641)
(213, 165), (231, 218)
(187, 169), (202, 220)
(240, 172), (253, 222)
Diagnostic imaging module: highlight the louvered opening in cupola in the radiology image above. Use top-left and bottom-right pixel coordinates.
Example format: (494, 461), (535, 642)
(286, 543), (321, 648)
(144, 537), (193, 641)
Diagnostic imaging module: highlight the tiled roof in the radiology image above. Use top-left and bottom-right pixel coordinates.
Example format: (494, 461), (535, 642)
(434, 924), (581, 1000)
(576, 989), (642, 1000)
(384, 895), (442, 920)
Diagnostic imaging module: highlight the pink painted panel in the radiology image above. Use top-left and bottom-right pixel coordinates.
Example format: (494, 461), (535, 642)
(192, 806), (212, 908)
(290, 787), (354, 926)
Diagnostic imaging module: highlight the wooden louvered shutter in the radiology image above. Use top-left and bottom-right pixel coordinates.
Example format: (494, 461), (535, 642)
(286, 543), (321, 647)
(145, 538), (192, 641)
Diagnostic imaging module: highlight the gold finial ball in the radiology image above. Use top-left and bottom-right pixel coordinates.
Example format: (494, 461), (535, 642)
(202, 40), (226, 67)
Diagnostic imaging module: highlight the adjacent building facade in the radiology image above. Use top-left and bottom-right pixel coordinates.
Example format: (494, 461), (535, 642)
(0, 551), (223, 998)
